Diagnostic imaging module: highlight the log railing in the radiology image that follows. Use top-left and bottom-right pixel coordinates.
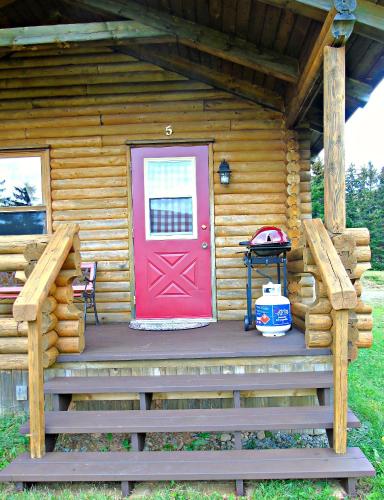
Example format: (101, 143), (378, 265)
(13, 223), (81, 458)
(289, 218), (360, 454)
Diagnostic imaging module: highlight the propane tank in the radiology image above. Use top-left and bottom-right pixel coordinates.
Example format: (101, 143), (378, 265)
(255, 282), (291, 337)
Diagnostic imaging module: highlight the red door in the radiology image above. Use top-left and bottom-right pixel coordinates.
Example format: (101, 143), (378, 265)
(132, 145), (212, 319)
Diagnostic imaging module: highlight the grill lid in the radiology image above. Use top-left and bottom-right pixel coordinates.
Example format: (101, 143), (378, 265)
(249, 226), (289, 246)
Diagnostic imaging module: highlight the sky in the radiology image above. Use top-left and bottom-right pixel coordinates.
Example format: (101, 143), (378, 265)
(343, 78), (384, 170)
(0, 156), (43, 204)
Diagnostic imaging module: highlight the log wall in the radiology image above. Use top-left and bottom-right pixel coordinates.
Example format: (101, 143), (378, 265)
(0, 45), (311, 322)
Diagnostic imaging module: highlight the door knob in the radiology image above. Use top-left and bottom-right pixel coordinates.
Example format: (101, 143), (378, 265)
(201, 224), (207, 230)
(202, 242), (208, 249)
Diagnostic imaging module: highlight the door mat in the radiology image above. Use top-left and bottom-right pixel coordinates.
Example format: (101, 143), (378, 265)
(129, 319), (211, 331)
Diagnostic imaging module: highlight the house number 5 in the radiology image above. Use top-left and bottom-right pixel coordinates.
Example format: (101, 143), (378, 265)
(165, 125), (173, 136)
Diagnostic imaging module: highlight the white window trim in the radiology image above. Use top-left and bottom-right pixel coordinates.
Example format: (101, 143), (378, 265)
(143, 156), (198, 241)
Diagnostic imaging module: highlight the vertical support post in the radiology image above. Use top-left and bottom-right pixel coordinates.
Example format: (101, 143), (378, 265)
(27, 312), (45, 458)
(333, 309), (349, 454)
(323, 45), (346, 235)
(324, 44), (348, 455)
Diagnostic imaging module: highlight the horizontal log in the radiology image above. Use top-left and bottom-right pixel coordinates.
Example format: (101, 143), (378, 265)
(287, 259), (305, 274)
(290, 302), (307, 320)
(55, 303), (82, 321)
(95, 291), (131, 302)
(214, 204), (286, 216)
(96, 282), (130, 292)
(215, 193), (286, 205)
(344, 227), (370, 246)
(356, 330), (373, 349)
(0, 336), (28, 353)
(43, 346), (59, 368)
(213, 140), (285, 152)
(42, 330), (59, 351)
(0, 254), (28, 271)
(306, 313), (332, 331)
(0, 21), (169, 49)
(56, 318), (85, 337)
(51, 166), (126, 180)
(288, 247), (304, 262)
(61, 252), (81, 271)
(54, 286), (74, 304)
(41, 296), (57, 314)
(355, 245), (371, 262)
(352, 262), (371, 279)
(214, 183), (286, 195)
(54, 207), (129, 221)
(52, 177), (127, 190)
(55, 269), (81, 287)
(356, 314), (373, 331)
(306, 330), (332, 348)
(96, 302), (131, 313)
(0, 235), (49, 254)
(0, 353), (28, 369)
(56, 335), (85, 353)
(52, 187), (128, 200)
(0, 318), (28, 337)
(355, 300), (372, 315)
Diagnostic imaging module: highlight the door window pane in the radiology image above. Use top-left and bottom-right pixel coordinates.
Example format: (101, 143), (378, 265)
(146, 159), (194, 195)
(150, 197), (193, 235)
(144, 157), (197, 240)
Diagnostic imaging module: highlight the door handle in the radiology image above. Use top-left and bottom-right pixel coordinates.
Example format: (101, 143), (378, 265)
(201, 242), (208, 249)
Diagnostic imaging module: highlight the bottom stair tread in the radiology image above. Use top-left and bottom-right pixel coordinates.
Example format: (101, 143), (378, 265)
(0, 448), (375, 482)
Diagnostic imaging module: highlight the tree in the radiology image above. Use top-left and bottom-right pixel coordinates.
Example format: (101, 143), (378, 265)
(311, 158), (384, 270)
(310, 158), (324, 219)
(1, 182), (37, 207)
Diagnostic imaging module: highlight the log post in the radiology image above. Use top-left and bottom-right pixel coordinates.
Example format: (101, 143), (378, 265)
(323, 41), (349, 455)
(27, 312), (45, 459)
(323, 45), (346, 235)
(332, 309), (349, 454)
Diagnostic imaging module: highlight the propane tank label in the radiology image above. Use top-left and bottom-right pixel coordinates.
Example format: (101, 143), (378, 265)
(256, 304), (291, 327)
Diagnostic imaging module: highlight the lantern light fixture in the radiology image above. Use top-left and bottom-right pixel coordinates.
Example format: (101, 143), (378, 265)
(218, 159), (231, 185)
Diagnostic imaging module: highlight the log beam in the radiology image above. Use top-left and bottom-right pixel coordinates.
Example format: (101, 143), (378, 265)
(285, 7), (337, 128)
(258, 0), (384, 43)
(77, 0), (299, 83)
(286, 1), (356, 130)
(0, 21), (170, 49)
(123, 46), (284, 111)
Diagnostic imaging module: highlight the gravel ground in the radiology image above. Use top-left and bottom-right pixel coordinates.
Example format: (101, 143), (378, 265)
(55, 429), (328, 453)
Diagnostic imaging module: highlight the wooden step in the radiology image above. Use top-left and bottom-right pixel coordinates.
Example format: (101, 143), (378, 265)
(44, 371), (333, 395)
(20, 406), (360, 435)
(0, 448), (374, 483)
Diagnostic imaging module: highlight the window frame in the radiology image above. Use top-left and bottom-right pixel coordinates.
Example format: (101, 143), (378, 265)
(0, 148), (52, 234)
(143, 156), (198, 241)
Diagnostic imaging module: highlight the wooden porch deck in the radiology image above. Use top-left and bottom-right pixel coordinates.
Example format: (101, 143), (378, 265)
(57, 322), (329, 363)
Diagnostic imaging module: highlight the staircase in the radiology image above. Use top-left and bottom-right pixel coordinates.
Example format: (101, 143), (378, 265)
(0, 371), (374, 497)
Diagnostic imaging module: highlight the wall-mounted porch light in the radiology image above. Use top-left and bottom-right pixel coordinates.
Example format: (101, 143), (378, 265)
(218, 159), (231, 185)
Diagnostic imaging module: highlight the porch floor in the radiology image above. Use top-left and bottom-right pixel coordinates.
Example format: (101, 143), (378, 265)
(57, 322), (329, 363)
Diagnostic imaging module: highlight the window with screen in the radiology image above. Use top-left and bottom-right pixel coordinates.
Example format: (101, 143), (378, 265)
(144, 157), (197, 240)
(0, 150), (51, 235)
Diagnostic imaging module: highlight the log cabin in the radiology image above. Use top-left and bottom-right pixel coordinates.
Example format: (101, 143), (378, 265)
(0, 0), (382, 495)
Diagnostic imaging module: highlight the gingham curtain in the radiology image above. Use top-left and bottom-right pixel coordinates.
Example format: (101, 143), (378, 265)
(150, 197), (193, 234)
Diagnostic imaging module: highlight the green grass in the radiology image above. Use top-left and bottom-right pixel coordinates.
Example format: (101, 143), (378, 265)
(347, 304), (384, 499)
(0, 306), (383, 499)
(363, 271), (384, 286)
